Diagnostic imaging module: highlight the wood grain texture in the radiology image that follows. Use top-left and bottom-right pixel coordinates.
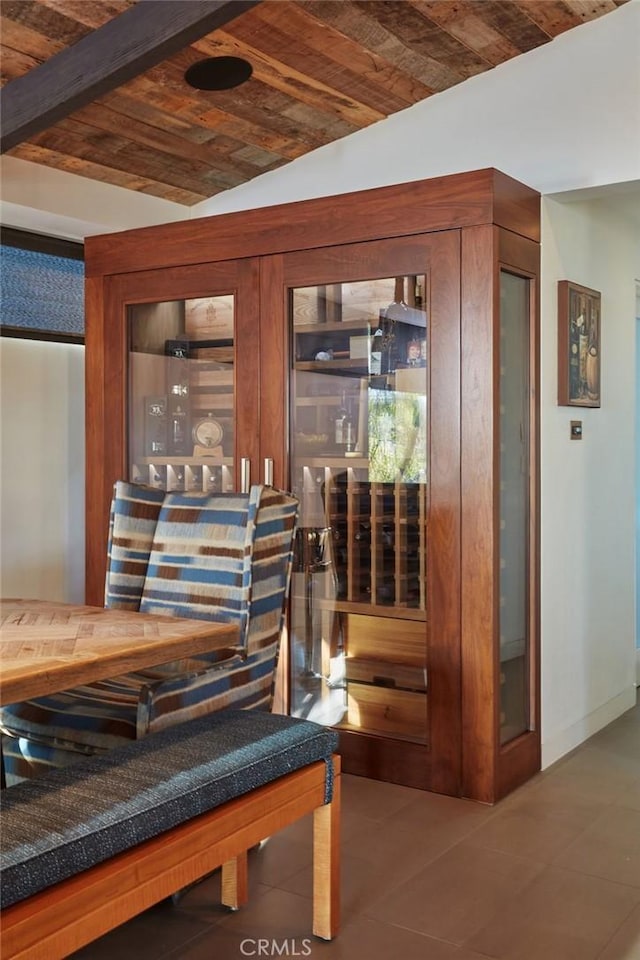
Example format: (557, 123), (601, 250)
(424, 227), (463, 796)
(492, 169), (541, 242)
(0, 0), (260, 152)
(84, 274), (109, 604)
(1, 756), (340, 959)
(459, 224), (541, 802)
(259, 252), (288, 490)
(220, 851), (248, 910)
(0, 0), (627, 203)
(235, 256), (262, 487)
(84, 168), (521, 278)
(0, 599), (239, 705)
(313, 764), (340, 940)
(460, 223), (499, 803)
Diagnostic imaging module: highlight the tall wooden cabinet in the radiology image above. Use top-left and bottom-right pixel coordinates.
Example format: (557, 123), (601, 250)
(84, 168), (540, 803)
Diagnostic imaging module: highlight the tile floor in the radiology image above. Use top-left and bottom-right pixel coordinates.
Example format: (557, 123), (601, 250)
(74, 698), (640, 960)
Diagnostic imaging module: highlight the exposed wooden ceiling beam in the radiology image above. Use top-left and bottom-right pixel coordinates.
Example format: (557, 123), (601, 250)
(0, 0), (260, 154)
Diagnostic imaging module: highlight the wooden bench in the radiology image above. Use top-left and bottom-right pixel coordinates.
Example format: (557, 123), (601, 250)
(0, 710), (340, 960)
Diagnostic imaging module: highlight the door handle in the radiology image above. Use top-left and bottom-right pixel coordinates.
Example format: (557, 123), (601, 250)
(240, 458), (251, 493)
(263, 457), (274, 487)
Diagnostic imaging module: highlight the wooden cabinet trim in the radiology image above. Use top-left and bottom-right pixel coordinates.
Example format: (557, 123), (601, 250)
(460, 223), (499, 802)
(85, 168), (539, 279)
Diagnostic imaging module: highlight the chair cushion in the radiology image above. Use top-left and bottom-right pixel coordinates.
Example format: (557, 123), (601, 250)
(1, 710), (339, 909)
(1, 676), (141, 754)
(143, 647), (277, 733)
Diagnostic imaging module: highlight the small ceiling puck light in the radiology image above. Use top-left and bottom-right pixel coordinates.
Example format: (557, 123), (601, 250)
(184, 56), (253, 91)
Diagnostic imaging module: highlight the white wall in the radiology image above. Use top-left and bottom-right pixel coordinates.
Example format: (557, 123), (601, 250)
(0, 338), (85, 602)
(539, 196), (639, 765)
(637, 286), (640, 684)
(0, 157), (187, 241)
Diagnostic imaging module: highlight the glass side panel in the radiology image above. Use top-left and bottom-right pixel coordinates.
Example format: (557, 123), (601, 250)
(499, 271), (531, 744)
(127, 295), (235, 493)
(289, 275), (428, 743)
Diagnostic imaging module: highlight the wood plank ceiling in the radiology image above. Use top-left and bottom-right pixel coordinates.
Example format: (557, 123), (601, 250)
(0, 0), (629, 206)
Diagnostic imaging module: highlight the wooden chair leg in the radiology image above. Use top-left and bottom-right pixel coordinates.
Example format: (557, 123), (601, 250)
(221, 852), (248, 910)
(312, 765), (340, 940)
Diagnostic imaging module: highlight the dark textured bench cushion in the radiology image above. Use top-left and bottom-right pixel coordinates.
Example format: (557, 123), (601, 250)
(1, 710), (338, 910)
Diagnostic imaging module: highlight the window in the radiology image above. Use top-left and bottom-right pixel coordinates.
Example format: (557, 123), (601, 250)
(1, 228), (84, 342)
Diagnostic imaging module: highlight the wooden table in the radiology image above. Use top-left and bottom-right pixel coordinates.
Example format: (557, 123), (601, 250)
(0, 599), (239, 706)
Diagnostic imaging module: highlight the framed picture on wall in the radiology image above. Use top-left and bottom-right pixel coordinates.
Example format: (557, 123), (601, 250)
(557, 280), (601, 407)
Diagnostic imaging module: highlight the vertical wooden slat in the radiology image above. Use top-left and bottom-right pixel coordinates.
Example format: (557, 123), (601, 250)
(235, 257), (262, 489)
(259, 253), (288, 489)
(460, 222), (498, 803)
(84, 273), (112, 605)
(312, 757), (341, 941)
(425, 227), (463, 797)
(495, 228), (542, 800)
(221, 851), (248, 910)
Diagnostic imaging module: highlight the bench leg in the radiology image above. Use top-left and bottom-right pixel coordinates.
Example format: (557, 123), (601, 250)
(221, 851), (249, 910)
(312, 769), (340, 940)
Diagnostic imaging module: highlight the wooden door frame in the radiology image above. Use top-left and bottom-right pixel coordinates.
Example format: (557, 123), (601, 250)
(275, 231), (462, 795)
(85, 259), (261, 604)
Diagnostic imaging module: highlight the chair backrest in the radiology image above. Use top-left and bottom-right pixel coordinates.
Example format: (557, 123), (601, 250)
(138, 487), (261, 650)
(104, 481), (165, 611)
(244, 486), (299, 657)
(104, 482), (298, 658)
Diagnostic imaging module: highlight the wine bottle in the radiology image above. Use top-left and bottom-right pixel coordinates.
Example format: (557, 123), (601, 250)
(370, 327), (383, 376)
(334, 392), (347, 451)
(354, 523), (371, 543)
(145, 395), (167, 455)
(382, 277), (410, 374)
(344, 399), (355, 453)
(169, 404), (189, 455)
(384, 277), (410, 322)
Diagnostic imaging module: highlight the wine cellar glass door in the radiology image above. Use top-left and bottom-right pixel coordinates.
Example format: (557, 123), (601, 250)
(118, 260), (260, 498)
(128, 293), (237, 495)
(283, 232), (461, 793)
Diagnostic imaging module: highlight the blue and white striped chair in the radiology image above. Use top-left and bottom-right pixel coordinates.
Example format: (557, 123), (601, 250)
(1, 482), (298, 784)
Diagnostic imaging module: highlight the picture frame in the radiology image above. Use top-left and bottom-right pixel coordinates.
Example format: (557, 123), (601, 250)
(557, 280), (601, 407)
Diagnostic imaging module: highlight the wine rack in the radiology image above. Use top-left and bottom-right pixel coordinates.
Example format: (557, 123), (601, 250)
(291, 462), (428, 743)
(130, 460), (235, 493)
(323, 472), (426, 610)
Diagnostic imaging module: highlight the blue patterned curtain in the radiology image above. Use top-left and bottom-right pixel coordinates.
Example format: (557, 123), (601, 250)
(1, 243), (84, 336)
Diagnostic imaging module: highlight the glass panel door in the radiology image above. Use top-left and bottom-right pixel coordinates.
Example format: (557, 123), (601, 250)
(289, 273), (428, 742)
(499, 270), (531, 744)
(128, 295), (235, 493)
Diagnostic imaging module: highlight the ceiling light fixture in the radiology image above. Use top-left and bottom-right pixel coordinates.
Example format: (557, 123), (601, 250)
(184, 56), (252, 91)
